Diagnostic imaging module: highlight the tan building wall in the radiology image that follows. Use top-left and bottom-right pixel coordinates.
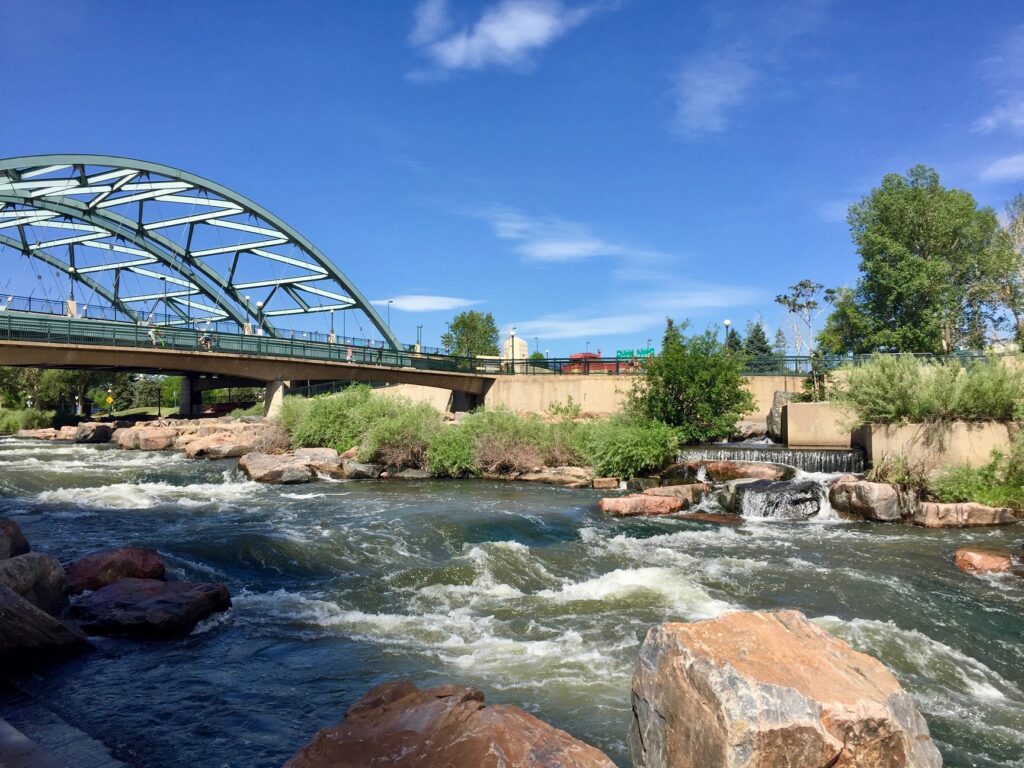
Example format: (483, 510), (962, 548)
(854, 421), (1012, 469)
(782, 401), (858, 448)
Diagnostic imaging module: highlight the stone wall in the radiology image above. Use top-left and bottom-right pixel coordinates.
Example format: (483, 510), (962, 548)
(855, 421), (1013, 470)
(782, 401), (858, 448)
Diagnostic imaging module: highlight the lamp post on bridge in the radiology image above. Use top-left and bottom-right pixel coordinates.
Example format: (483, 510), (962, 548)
(510, 326), (516, 375)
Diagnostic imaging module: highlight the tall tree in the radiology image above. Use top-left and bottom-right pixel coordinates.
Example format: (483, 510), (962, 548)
(744, 321), (774, 373)
(819, 165), (1006, 354)
(440, 311), (500, 357)
(725, 326), (743, 352)
(775, 280), (825, 354)
(983, 194), (1024, 345)
(773, 328), (788, 357)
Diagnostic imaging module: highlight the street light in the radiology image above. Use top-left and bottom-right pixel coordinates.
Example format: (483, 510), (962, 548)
(67, 266), (76, 302)
(387, 299), (393, 327)
(256, 300), (264, 332)
(510, 326), (516, 374)
(723, 318), (731, 346)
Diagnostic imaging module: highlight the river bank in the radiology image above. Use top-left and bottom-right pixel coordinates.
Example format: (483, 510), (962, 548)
(1, 436), (1023, 766)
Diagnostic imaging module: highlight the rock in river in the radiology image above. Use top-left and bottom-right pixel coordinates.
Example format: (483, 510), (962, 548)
(829, 477), (915, 522)
(629, 610), (941, 768)
(0, 552), (68, 615)
(68, 578), (231, 638)
(0, 585), (90, 667)
(1, 518), (30, 559)
(284, 680), (616, 768)
(954, 546), (1014, 574)
(65, 547), (166, 594)
(599, 495), (687, 517)
(238, 452), (316, 484)
(662, 459), (793, 482)
(914, 502), (1018, 528)
(724, 479), (824, 518)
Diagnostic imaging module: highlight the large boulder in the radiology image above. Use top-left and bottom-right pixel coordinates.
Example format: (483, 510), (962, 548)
(598, 495), (686, 517)
(68, 578), (231, 638)
(74, 422), (114, 443)
(118, 426), (178, 451)
(184, 430), (258, 459)
(14, 428), (59, 440)
(294, 447), (342, 473)
(0, 585), (90, 666)
(767, 390), (797, 442)
(65, 547), (166, 594)
(913, 502), (1018, 528)
(238, 452), (316, 484)
(722, 479), (824, 518)
(1, 518), (30, 559)
(284, 680), (615, 768)
(519, 466), (595, 488)
(0, 552), (68, 615)
(643, 483), (710, 508)
(629, 610), (941, 768)
(829, 478), (915, 523)
(663, 460), (793, 483)
(342, 458), (383, 479)
(953, 546), (1014, 574)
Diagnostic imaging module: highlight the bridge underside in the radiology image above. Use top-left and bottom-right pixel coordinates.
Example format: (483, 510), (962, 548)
(0, 340), (492, 395)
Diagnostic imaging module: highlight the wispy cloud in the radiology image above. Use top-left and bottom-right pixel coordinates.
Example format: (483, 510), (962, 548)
(372, 295), (481, 312)
(513, 286), (762, 340)
(975, 25), (1024, 134)
(670, 0), (829, 140)
(407, 0), (601, 79)
(467, 204), (671, 279)
(979, 153), (1024, 183)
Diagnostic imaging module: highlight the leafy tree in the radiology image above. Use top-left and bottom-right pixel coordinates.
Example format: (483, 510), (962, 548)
(983, 194), (1024, 345)
(629, 319), (755, 444)
(441, 311), (500, 357)
(775, 280), (826, 354)
(819, 165), (1006, 354)
(130, 376), (164, 408)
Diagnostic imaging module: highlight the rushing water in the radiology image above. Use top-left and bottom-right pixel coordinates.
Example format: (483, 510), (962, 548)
(1, 437), (1022, 768)
(677, 444), (867, 473)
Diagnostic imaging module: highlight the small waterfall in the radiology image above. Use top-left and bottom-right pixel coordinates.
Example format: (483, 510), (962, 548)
(737, 480), (827, 519)
(677, 444), (864, 474)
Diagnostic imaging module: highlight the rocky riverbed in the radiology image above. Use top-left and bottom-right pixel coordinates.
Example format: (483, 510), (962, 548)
(1, 431), (1023, 766)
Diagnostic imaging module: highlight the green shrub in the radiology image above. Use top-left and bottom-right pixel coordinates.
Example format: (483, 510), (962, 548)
(276, 395), (312, 435)
(840, 354), (1024, 424)
(930, 434), (1024, 511)
(359, 401), (442, 469)
(427, 426), (478, 477)
(287, 386), (381, 451)
(231, 402), (265, 419)
(581, 415), (678, 478)
(459, 408), (549, 474)
(0, 407), (55, 435)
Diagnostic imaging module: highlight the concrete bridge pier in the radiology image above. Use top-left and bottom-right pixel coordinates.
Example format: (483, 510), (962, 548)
(264, 380), (290, 418)
(179, 376), (200, 417)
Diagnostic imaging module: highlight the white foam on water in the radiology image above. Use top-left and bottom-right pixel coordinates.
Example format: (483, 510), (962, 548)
(35, 478), (261, 510)
(280, 492), (325, 500)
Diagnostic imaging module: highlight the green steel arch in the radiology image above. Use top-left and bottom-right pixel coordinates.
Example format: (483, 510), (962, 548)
(0, 154), (399, 347)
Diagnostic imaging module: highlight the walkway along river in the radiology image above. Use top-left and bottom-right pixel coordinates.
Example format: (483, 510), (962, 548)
(1, 436), (1022, 767)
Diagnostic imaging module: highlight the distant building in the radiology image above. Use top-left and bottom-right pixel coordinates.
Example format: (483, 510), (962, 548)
(501, 335), (530, 372)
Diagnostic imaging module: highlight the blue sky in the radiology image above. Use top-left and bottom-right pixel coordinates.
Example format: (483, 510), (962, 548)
(2, 0), (1023, 355)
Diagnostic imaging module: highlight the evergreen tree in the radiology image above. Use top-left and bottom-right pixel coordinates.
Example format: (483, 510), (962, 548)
(773, 328), (787, 356)
(725, 327), (743, 352)
(744, 322), (774, 373)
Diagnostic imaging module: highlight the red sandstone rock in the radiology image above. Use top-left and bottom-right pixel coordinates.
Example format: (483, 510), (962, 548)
(238, 452), (316, 484)
(674, 512), (743, 526)
(629, 610), (941, 768)
(520, 466), (595, 487)
(914, 501), (1018, 528)
(642, 483), (711, 508)
(68, 578), (231, 638)
(829, 478), (914, 522)
(598, 495), (684, 516)
(0, 585), (90, 666)
(118, 426), (177, 451)
(662, 459), (793, 482)
(284, 681), (615, 768)
(592, 477), (620, 490)
(1, 518), (30, 559)
(64, 547), (165, 594)
(954, 546), (1013, 574)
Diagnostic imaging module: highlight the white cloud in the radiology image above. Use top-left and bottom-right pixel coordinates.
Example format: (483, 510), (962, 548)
(975, 25), (1024, 134)
(469, 205), (670, 272)
(513, 286), (761, 339)
(372, 295), (481, 312)
(979, 153), (1024, 183)
(672, 48), (758, 139)
(408, 0), (598, 77)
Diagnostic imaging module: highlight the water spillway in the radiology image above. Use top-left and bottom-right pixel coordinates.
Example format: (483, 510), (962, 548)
(1, 437), (1021, 767)
(677, 443), (866, 474)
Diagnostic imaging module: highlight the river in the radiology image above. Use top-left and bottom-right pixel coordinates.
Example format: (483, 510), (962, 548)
(1, 436), (1022, 767)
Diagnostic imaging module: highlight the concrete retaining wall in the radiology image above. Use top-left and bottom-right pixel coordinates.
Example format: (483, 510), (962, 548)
(372, 383), (453, 412)
(782, 401), (858, 448)
(854, 421), (1013, 469)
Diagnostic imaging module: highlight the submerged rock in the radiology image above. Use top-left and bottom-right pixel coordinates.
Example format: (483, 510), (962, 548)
(239, 452), (316, 484)
(954, 546), (1014, 574)
(727, 479), (824, 519)
(65, 547), (166, 594)
(0, 552), (68, 615)
(1, 518), (30, 559)
(598, 495), (686, 517)
(284, 680), (615, 768)
(68, 578), (231, 638)
(662, 459), (793, 482)
(674, 512), (743, 526)
(0, 585), (90, 666)
(830, 478), (915, 522)
(629, 610), (941, 768)
(914, 502), (1018, 528)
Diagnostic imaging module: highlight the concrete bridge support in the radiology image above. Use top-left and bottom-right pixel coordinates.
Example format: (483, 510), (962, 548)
(264, 380), (290, 418)
(178, 377), (200, 417)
